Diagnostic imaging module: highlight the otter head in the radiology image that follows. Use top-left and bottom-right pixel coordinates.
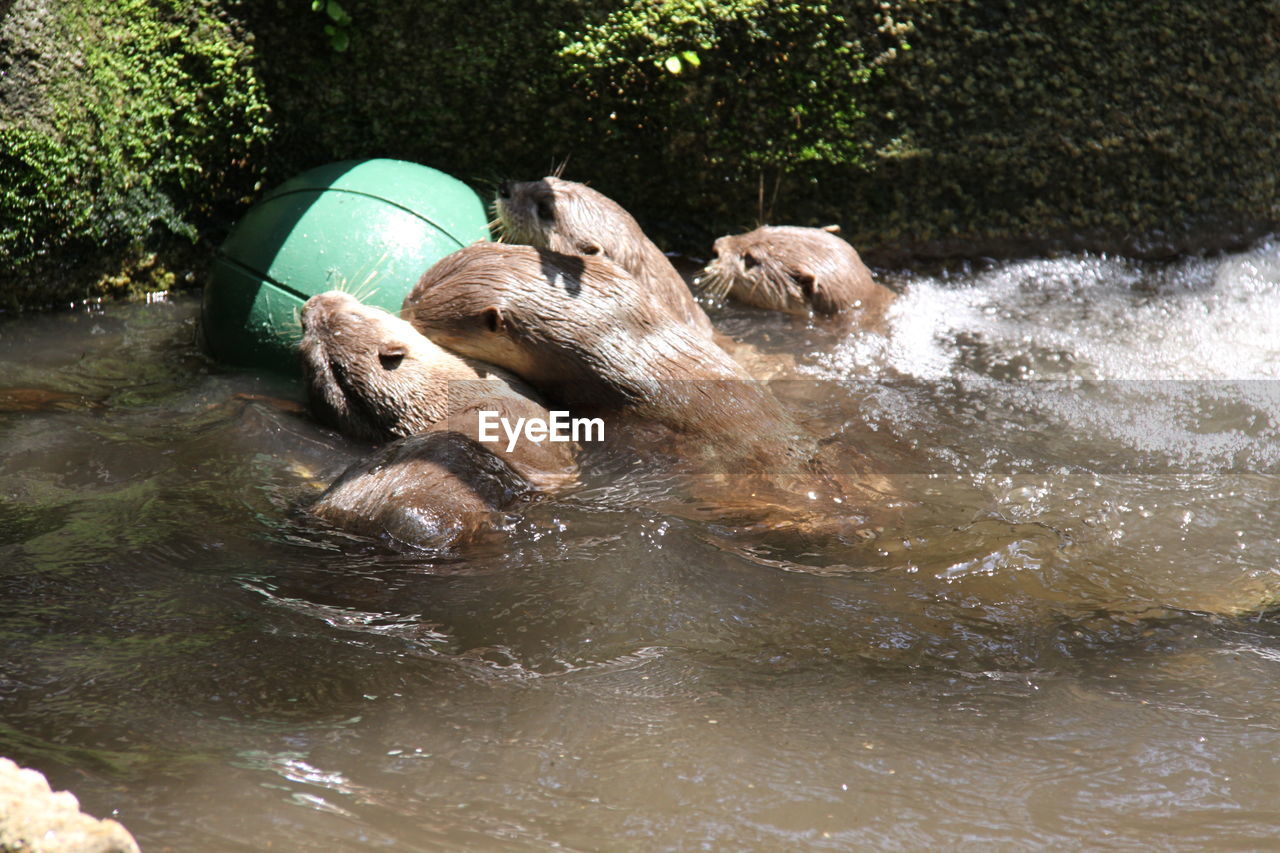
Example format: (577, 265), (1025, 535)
(299, 290), (510, 442)
(403, 243), (726, 411)
(698, 226), (876, 317)
(495, 176), (635, 262)
(495, 177), (714, 335)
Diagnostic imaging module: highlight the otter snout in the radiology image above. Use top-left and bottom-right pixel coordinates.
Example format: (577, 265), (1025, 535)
(300, 290), (361, 329)
(300, 289), (350, 335)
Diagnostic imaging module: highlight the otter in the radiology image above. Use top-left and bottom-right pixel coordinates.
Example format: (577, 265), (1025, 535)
(299, 290), (534, 443)
(402, 242), (802, 461)
(310, 394), (578, 549)
(299, 290), (577, 548)
(402, 242), (894, 535)
(698, 225), (894, 318)
(404, 242), (896, 527)
(494, 176), (716, 338)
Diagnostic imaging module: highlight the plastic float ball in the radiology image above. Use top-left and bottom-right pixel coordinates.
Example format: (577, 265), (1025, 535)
(202, 158), (490, 374)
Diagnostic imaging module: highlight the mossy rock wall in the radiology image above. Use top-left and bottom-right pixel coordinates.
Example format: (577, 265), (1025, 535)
(2, 0), (1278, 308)
(0, 0), (269, 309)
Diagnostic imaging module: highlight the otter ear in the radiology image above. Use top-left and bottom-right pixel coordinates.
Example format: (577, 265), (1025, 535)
(378, 342), (408, 370)
(483, 306), (506, 333)
(579, 243), (602, 256)
(795, 272), (841, 316)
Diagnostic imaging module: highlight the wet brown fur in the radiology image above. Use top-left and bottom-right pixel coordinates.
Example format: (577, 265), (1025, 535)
(494, 176), (715, 337)
(403, 243), (896, 533)
(310, 393), (579, 549)
(403, 242), (804, 462)
(299, 290), (533, 443)
(700, 226), (894, 318)
(301, 290), (578, 548)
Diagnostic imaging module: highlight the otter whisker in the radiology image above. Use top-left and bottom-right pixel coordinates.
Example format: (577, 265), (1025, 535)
(695, 268), (734, 300)
(350, 275), (381, 303)
(748, 259), (788, 305)
(756, 172), (765, 226)
(346, 254), (390, 303)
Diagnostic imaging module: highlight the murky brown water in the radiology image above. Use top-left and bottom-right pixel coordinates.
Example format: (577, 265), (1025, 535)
(1, 242), (1278, 850)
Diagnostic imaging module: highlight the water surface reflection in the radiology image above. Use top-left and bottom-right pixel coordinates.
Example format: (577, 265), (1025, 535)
(1, 241), (1278, 850)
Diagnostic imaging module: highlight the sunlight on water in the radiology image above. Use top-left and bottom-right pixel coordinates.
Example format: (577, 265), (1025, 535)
(0, 239), (1278, 850)
(824, 239), (1280, 382)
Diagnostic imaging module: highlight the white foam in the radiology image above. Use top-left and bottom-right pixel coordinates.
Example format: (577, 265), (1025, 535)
(811, 239), (1280, 471)
(822, 240), (1280, 383)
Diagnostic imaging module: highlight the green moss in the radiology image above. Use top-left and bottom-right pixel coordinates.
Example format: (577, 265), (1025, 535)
(247, 0), (1276, 260)
(0, 0), (270, 306)
(833, 0), (1280, 258)
(244, 0), (911, 249)
(558, 1), (891, 170)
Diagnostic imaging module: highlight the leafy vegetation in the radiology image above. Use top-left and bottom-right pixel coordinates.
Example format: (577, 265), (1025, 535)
(2, 0), (1277, 308)
(0, 0), (269, 306)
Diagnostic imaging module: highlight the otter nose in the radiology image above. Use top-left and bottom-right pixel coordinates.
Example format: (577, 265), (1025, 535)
(497, 181), (512, 200)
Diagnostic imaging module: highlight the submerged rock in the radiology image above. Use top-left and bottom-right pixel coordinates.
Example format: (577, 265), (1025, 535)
(0, 757), (139, 853)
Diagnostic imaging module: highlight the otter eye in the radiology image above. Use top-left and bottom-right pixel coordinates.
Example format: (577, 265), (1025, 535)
(743, 253), (758, 270)
(378, 343), (407, 370)
(536, 199), (554, 221)
(580, 244), (600, 256)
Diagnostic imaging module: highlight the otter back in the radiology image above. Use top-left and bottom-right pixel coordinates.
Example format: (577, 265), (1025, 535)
(311, 393), (578, 549)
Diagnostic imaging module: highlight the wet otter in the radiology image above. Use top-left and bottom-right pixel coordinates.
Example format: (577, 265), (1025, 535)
(310, 394), (578, 549)
(494, 176), (716, 338)
(403, 242), (895, 535)
(299, 290), (577, 548)
(698, 225), (893, 318)
(402, 242), (800, 460)
(299, 290), (534, 443)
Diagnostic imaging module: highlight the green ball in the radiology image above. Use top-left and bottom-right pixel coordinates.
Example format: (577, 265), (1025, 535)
(202, 158), (490, 374)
